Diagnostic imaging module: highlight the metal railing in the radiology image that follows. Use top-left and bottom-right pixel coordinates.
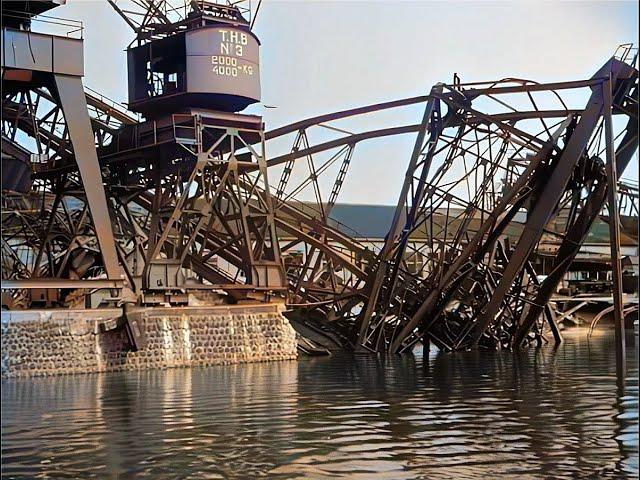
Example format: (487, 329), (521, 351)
(614, 43), (638, 66)
(84, 86), (142, 124)
(2, 10), (84, 40)
(2, 10), (84, 39)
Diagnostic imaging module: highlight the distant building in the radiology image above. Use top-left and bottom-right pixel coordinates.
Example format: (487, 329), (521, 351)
(278, 203), (639, 294)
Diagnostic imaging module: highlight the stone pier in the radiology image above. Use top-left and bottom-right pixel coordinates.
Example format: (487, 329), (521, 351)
(1, 304), (297, 378)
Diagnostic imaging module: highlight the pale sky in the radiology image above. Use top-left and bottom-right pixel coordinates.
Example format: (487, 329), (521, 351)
(53, 0), (639, 205)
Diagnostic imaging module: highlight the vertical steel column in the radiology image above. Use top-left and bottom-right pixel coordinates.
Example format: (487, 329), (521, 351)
(603, 76), (626, 375)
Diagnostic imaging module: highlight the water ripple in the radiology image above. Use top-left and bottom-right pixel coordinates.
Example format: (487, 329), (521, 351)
(1, 329), (638, 479)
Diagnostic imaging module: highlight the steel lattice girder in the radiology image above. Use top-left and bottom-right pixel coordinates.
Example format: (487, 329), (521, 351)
(2, 76), (124, 291)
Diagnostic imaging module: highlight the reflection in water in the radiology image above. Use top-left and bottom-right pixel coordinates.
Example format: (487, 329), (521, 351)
(1, 329), (637, 479)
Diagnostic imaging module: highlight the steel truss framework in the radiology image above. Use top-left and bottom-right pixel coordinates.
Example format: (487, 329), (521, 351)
(104, 113), (286, 298)
(1, 4), (638, 352)
(256, 51), (639, 353)
(2, 81), (129, 305)
(106, 0), (251, 45)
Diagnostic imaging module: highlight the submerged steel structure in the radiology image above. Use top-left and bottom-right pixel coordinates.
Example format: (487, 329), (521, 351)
(267, 51), (639, 353)
(2, 1), (638, 353)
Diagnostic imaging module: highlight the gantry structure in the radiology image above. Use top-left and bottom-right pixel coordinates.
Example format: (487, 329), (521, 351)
(2, 1), (638, 353)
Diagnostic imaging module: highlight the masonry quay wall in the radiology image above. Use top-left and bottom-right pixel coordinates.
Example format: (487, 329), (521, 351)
(1, 304), (297, 378)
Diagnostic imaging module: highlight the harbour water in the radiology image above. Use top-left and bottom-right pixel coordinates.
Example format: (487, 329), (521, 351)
(1, 328), (638, 479)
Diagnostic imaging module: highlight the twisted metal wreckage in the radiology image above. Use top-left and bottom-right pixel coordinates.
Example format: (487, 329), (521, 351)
(2, 1), (638, 354)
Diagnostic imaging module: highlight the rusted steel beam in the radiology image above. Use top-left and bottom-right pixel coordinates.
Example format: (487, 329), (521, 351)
(54, 75), (123, 282)
(388, 119), (568, 353)
(462, 78), (607, 98)
(513, 66), (638, 347)
(355, 91), (442, 351)
(468, 79), (607, 347)
(1, 278), (124, 289)
(265, 124), (422, 168)
(265, 96), (429, 140)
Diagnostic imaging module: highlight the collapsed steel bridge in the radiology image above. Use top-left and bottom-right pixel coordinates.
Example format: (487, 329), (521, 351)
(1, 1), (638, 353)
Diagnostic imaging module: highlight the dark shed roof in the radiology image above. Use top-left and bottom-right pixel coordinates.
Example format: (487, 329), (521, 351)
(326, 203), (638, 246)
